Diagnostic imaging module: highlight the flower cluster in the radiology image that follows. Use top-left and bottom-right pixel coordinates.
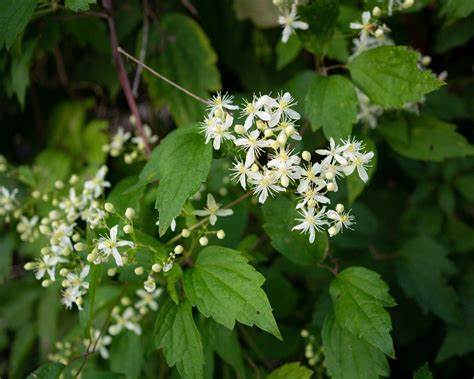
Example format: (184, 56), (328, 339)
(201, 92), (374, 243)
(274, 0), (309, 43)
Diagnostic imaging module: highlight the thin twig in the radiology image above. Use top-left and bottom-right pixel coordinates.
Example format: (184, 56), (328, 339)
(180, 0), (198, 16)
(325, 64), (347, 73)
(132, 0), (150, 97)
(102, 0), (151, 156)
(117, 46), (210, 105)
(165, 192), (252, 245)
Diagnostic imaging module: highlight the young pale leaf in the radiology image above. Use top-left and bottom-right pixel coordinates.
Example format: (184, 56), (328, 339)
(329, 267), (396, 357)
(322, 312), (390, 379)
(413, 363), (433, 379)
(262, 196), (328, 265)
(184, 246), (281, 340)
(379, 114), (474, 162)
(348, 46), (443, 108)
(267, 362), (313, 379)
(26, 363), (65, 379)
(145, 14), (221, 127)
(0, 0), (36, 50)
(305, 75), (357, 140)
(396, 236), (461, 324)
(155, 299), (204, 379)
(154, 127), (212, 235)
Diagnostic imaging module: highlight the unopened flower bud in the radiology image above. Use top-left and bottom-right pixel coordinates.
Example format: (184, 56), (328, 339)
(124, 154), (133, 164)
(129, 115), (136, 125)
(87, 253), (96, 262)
(302, 151), (311, 162)
(281, 175), (290, 187)
(174, 245), (184, 255)
(217, 230), (225, 240)
(325, 172), (334, 180)
(264, 128), (274, 138)
(277, 133), (287, 146)
(123, 224), (133, 234)
(144, 277), (156, 293)
(32, 190), (41, 199)
(139, 307), (148, 315)
(327, 182), (336, 191)
(152, 263), (162, 272)
(285, 125), (295, 136)
(39, 225), (50, 235)
(234, 124), (245, 134)
(134, 266), (144, 275)
(402, 0), (414, 8)
(42, 280), (51, 288)
(181, 228), (190, 238)
(125, 207), (135, 220)
(199, 236), (209, 246)
(42, 194), (49, 202)
(372, 6), (382, 17)
(104, 202), (115, 213)
(336, 203), (345, 213)
(421, 56), (431, 66)
(256, 120), (266, 130)
(328, 226), (337, 237)
(251, 164), (259, 173)
(69, 174), (78, 185)
(54, 180), (64, 190)
(24, 262), (36, 270)
(107, 268), (117, 276)
(121, 297), (131, 306)
(74, 242), (87, 251)
(374, 28), (384, 38)
(301, 329), (309, 338)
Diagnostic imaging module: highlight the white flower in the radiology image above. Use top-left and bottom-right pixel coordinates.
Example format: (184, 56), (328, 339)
(350, 11), (372, 39)
(208, 92), (238, 114)
(64, 265), (90, 293)
(234, 130), (270, 167)
(278, 4), (309, 43)
(292, 207), (328, 243)
(84, 166), (111, 199)
(193, 194), (233, 225)
(268, 148), (301, 187)
(202, 113), (235, 150)
(132, 125), (158, 152)
(248, 169), (284, 204)
(97, 225), (134, 266)
(0, 187), (17, 214)
(297, 163), (324, 194)
(82, 202), (106, 229)
(296, 184), (330, 210)
(241, 96), (272, 131)
(326, 208), (355, 236)
(268, 92), (301, 127)
(341, 137), (364, 161)
(315, 138), (348, 165)
(109, 307), (142, 336)
(62, 287), (83, 310)
(34, 254), (66, 281)
(230, 160), (250, 189)
(355, 90), (383, 128)
(59, 188), (84, 221)
(343, 151), (374, 182)
(16, 215), (39, 241)
(135, 288), (162, 311)
(108, 127), (131, 156)
(84, 330), (112, 359)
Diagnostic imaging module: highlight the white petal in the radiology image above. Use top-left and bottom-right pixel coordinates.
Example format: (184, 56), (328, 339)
(292, 21), (309, 30)
(256, 110), (271, 121)
(111, 248), (123, 266)
(285, 108), (301, 120)
(357, 165), (369, 182)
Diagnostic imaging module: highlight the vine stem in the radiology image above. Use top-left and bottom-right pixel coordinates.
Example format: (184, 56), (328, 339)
(102, 0), (151, 156)
(165, 191), (252, 245)
(117, 46), (210, 106)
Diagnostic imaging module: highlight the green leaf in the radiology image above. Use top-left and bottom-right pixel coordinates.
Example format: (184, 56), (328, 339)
(283, 70), (318, 117)
(413, 363), (433, 379)
(329, 267), (396, 357)
(199, 317), (246, 379)
(33, 149), (72, 191)
(9, 323), (36, 379)
(184, 246), (281, 340)
(234, 0), (279, 27)
(106, 176), (144, 224)
(26, 363), (65, 379)
(0, 232), (16, 283)
(155, 127), (212, 236)
(0, 0), (36, 50)
(455, 174), (474, 202)
(348, 46), (443, 108)
(322, 312), (390, 379)
(65, 0), (96, 12)
(305, 74), (357, 140)
(346, 138), (376, 204)
(262, 196), (328, 265)
(298, 0), (339, 55)
(8, 39), (36, 108)
(110, 332), (143, 379)
(82, 120), (108, 166)
(379, 114), (474, 162)
(440, 0), (474, 20)
(435, 15), (474, 53)
(276, 35), (302, 70)
(396, 236), (461, 324)
(145, 14), (221, 127)
(155, 299), (204, 379)
(267, 362), (313, 379)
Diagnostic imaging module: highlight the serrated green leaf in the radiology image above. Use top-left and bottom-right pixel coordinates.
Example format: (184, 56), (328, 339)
(154, 127), (212, 235)
(26, 363), (65, 379)
(262, 196), (328, 265)
(184, 246), (281, 340)
(0, 0), (36, 50)
(298, 0), (339, 55)
(65, 0), (96, 12)
(379, 114), (474, 161)
(330, 267), (396, 357)
(155, 299), (204, 379)
(145, 14), (220, 127)
(348, 46), (443, 108)
(322, 312), (390, 379)
(396, 236), (461, 324)
(413, 363), (433, 379)
(276, 35), (302, 70)
(305, 74), (357, 140)
(267, 362), (313, 379)
(8, 39), (36, 108)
